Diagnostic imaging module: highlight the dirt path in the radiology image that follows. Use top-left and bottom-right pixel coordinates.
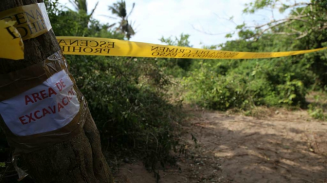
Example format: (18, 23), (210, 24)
(115, 108), (327, 183)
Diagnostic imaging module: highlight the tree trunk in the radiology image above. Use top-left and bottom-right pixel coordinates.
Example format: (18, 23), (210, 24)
(0, 0), (113, 182)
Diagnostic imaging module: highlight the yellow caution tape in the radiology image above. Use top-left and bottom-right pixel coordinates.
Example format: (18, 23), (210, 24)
(0, 3), (51, 40)
(0, 3), (326, 60)
(1, 30), (326, 60)
(0, 20), (24, 60)
(57, 36), (327, 59)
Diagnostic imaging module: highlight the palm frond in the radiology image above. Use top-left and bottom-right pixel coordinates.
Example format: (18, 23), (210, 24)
(89, 1), (99, 18)
(109, 6), (120, 16)
(127, 2), (135, 18)
(109, 0), (127, 18)
(127, 24), (135, 35)
(68, 0), (79, 11)
(101, 15), (118, 19)
(108, 23), (116, 29)
(79, 0), (88, 13)
(69, 0), (88, 14)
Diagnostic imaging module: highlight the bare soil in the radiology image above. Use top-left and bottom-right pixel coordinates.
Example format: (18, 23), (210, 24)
(114, 107), (327, 183)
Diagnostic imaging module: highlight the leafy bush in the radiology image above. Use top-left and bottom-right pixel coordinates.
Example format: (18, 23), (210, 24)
(48, 0), (184, 172)
(156, 34), (194, 77)
(183, 56), (310, 111)
(66, 55), (183, 174)
(183, 64), (251, 110)
(308, 104), (326, 120)
(307, 94), (327, 121)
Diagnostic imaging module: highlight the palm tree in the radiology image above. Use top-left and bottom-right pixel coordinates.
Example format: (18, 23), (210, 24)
(108, 0), (136, 40)
(69, 0), (99, 26)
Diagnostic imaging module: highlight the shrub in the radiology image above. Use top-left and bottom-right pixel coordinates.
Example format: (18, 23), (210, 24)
(183, 57), (310, 111)
(67, 55), (183, 173)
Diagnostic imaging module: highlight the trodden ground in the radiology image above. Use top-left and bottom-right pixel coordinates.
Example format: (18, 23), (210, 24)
(114, 106), (327, 183)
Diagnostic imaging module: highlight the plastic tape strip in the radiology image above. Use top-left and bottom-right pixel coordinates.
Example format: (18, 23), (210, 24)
(0, 3), (325, 60)
(57, 36), (327, 59)
(0, 3), (51, 41)
(0, 20), (24, 60)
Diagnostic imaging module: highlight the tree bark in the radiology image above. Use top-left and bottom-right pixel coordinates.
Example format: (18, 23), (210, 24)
(0, 0), (113, 182)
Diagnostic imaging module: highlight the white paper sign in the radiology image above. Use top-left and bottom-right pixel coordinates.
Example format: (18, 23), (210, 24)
(0, 70), (80, 136)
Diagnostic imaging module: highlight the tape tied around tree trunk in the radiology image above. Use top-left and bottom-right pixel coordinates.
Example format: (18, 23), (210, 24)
(0, 20), (24, 60)
(0, 3), (51, 41)
(0, 51), (87, 155)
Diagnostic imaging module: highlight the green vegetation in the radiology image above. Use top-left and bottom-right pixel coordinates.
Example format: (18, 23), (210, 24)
(181, 0), (327, 112)
(47, 0), (183, 176)
(1, 0), (183, 182)
(307, 92), (327, 120)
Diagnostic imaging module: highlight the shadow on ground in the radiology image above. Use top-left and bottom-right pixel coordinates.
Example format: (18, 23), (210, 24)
(116, 108), (327, 183)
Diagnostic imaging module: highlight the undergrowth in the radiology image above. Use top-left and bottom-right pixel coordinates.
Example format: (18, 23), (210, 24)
(67, 55), (185, 179)
(307, 91), (327, 121)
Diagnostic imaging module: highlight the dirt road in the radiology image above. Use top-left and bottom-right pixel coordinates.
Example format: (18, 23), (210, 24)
(115, 108), (327, 183)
